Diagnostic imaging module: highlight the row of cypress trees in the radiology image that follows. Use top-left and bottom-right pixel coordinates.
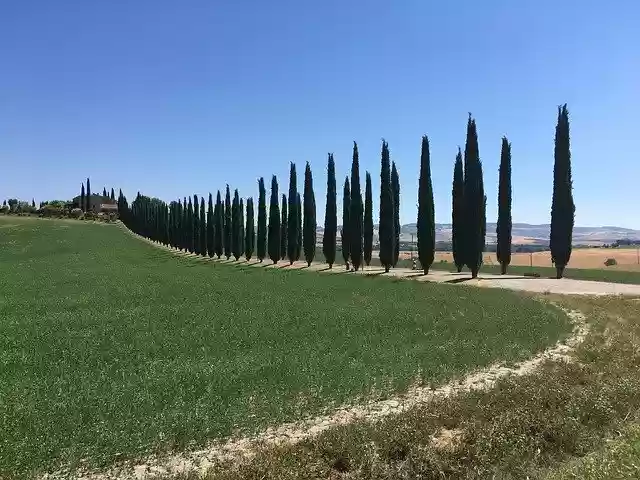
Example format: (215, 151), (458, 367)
(119, 106), (573, 278)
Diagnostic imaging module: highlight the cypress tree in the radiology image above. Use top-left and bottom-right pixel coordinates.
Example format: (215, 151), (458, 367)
(322, 153), (337, 268)
(452, 149), (464, 272)
(86, 178), (91, 212)
(257, 178), (267, 262)
(379, 141), (394, 273)
(350, 142), (363, 271)
(103, 187), (107, 197)
(303, 162), (316, 266)
(110, 188), (115, 201)
(224, 185), (232, 259)
(215, 191), (224, 258)
(239, 198), (245, 259)
(182, 197), (188, 251)
(287, 163), (299, 264)
(245, 198), (255, 261)
(391, 162), (400, 267)
(550, 104), (575, 279)
(187, 197), (194, 253)
(200, 197), (206, 257)
(232, 189), (241, 260)
(496, 137), (512, 274)
(341, 177), (351, 269)
(280, 194), (288, 260)
(207, 193), (215, 257)
(417, 135), (435, 274)
(295, 193), (302, 261)
(364, 172), (373, 266)
(463, 115), (486, 278)
(193, 194), (200, 255)
(268, 176), (281, 264)
(80, 184), (85, 212)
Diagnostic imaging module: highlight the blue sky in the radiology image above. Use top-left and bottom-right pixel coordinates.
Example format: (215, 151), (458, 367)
(1, 1), (638, 227)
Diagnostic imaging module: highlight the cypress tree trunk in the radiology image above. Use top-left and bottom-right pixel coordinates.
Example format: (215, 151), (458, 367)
(303, 162), (316, 266)
(363, 172), (373, 266)
(207, 193), (214, 257)
(224, 185), (232, 259)
(550, 104), (574, 279)
(350, 142), (363, 271)
(80, 184), (85, 213)
(245, 198), (255, 261)
(232, 189), (241, 260)
(496, 137), (512, 274)
(379, 141), (395, 273)
(268, 176), (281, 264)
(86, 178), (91, 212)
(417, 135), (435, 275)
(287, 163), (299, 264)
(257, 178), (267, 262)
(295, 193), (302, 261)
(463, 115), (486, 278)
(452, 149), (464, 272)
(193, 195), (200, 255)
(342, 177), (351, 270)
(200, 197), (206, 257)
(280, 194), (288, 260)
(323, 153), (337, 268)
(391, 162), (400, 267)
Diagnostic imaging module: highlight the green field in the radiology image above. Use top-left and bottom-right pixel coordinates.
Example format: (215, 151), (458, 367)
(0, 217), (571, 478)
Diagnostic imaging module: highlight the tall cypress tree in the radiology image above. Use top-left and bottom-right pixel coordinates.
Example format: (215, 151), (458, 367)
(463, 115), (486, 278)
(215, 191), (224, 258)
(224, 185), (232, 259)
(245, 197), (255, 261)
(102, 187), (107, 197)
(295, 192), (302, 261)
(207, 193), (215, 258)
(417, 135), (435, 274)
(287, 163), (298, 264)
(322, 153), (337, 268)
(341, 177), (351, 269)
(239, 197), (245, 259)
(280, 194), (288, 260)
(232, 189), (241, 260)
(550, 104), (574, 279)
(349, 142), (364, 271)
(363, 172), (373, 266)
(80, 183), (85, 212)
(379, 141), (394, 273)
(182, 196), (188, 251)
(268, 176), (281, 264)
(391, 162), (400, 267)
(303, 162), (316, 266)
(257, 177), (267, 262)
(187, 196), (194, 253)
(452, 149), (464, 272)
(110, 188), (115, 201)
(200, 197), (206, 257)
(496, 137), (512, 274)
(193, 194), (200, 255)
(86, 178), (91, 212)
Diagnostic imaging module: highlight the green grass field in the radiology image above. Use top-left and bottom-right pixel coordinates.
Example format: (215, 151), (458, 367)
(0, 217), (571, 478)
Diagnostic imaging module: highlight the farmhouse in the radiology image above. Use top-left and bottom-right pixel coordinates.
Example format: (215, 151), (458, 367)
(72, 194), (118, 213)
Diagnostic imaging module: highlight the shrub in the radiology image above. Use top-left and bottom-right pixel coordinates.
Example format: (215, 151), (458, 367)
(40, 205), (64, 218)
(0, 205), (8, 214)
(70, 208), (84, 219)
(604, 258), (617, 267)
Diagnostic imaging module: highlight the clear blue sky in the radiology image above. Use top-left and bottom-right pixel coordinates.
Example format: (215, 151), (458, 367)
(1, 1), (638, 228)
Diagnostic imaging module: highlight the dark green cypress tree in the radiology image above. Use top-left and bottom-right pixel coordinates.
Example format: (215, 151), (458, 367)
(257, 178), (267, 262)
(452, 149), (464, 272)
(550, 104), (575, 279)
(295, 192), (302, 261)
(391, 161), (400, 267)
(200, 197), (206, 257)
(207, 193), (215, 257)
(102, 187), (107, 197)
(86, 178), (91, 212)
(232, 189), (241, 260)
(80, 183), (85, 212)
(341, 177), (351, 269)
(496, 137), (512, 274)
(268, 176), (281, 264)
(239, 198), (245, 259)
(110, 188), (115, 201)
(215, 191), (224, 258)
(182, 197), (188, 251)
(280, 194), (288, 260)
(224, 185), (232, 259)
(193, 194), (200, 255)
(364, 172), (373, 266)
(287, 163), (299, 264)
(322, 153), (337, 268)
(463, 115), (486, 278)
(350, 142), (363, 271)
(187, 196), (194, 253)
(245, 197), (255, 261)
(417, 135), (435, 274)
(303, 162), (316, 266)
(379, 141), (394, 273)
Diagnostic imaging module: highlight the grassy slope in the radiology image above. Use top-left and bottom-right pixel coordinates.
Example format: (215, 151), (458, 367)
(0, 217), (569, 477)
